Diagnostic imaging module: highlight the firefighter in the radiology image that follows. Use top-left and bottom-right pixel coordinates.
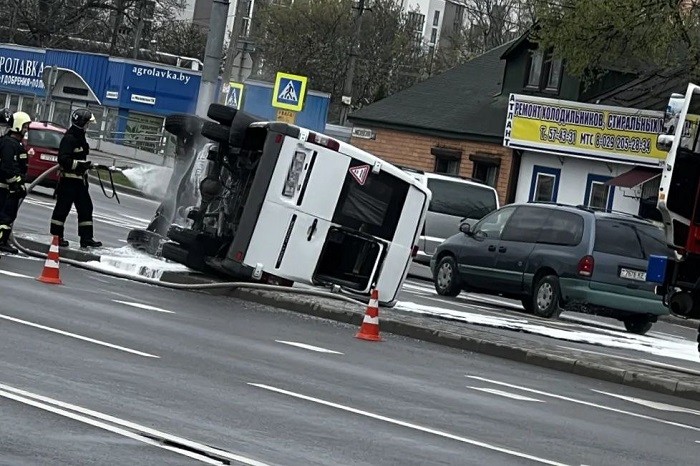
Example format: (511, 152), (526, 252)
(49, 108), (102, 248)
(0, 111), (31, 254)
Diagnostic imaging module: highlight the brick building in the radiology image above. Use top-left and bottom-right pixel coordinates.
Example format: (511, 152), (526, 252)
(348, 42), (518, 206)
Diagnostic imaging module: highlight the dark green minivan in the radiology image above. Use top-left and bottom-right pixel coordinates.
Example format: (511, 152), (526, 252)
(431, 203), (671, 334)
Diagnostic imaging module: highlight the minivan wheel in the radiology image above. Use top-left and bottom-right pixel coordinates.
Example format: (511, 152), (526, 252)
(434, 256), (462, 297)
(532, 275), (561, 318)
(623, 317), (653, 335)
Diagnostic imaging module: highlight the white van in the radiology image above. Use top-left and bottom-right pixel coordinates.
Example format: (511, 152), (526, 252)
(401, 169), (500, 265)
(157, 106), (431, 306)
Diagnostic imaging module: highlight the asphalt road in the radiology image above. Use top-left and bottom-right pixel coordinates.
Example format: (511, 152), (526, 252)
(1, 254), (699, 465)
(12, 185), (700, 374)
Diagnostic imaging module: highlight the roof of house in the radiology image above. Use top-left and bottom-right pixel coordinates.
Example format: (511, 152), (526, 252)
(587, 69), (690, 110)
(348, 41), (514, 142)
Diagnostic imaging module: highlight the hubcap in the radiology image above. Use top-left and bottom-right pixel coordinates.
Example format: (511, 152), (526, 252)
(536, 282), (553, 310)
(437, 263), (453, 289)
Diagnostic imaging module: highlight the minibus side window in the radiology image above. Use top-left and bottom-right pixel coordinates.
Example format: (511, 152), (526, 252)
(332, 162), (409, 241)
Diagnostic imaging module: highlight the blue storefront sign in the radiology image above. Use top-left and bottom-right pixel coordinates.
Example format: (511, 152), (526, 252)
(0, 45), (46, 96)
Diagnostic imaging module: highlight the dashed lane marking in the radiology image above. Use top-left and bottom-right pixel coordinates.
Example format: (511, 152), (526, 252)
(275, 341), (344, 354)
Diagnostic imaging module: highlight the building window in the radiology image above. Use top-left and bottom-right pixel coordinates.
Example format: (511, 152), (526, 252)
(638, 176), (662, 221)
(435, 156), (460, 175)
(528, 165), (561, 203)
(526, 50), (544, 88)
(470, 155), (500, 188)
(545, 57), (563, 90)
(430, 28), (438, 44)
(584, 174), (614, 211)
(433, 10), (440, 26)
(408, 12), (425, 48)
(526, 49), (563, 92)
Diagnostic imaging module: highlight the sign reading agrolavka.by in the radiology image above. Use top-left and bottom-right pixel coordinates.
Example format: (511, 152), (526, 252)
(131, 65), (192, 85)
(0, 55), (45, 90)
(503, 94), (667, 166)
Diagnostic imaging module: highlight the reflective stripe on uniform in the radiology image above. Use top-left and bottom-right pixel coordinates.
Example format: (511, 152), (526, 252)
(51, 219), (65, 226)
(78, 221), (93, 227)
(0, 183), (7, 189)
(61, 173), (84, 179)
(19, 153), (27, 159)
(0, 225), (11, 230)
(72, 160), (79, 169)
(5, 176), (21, 183)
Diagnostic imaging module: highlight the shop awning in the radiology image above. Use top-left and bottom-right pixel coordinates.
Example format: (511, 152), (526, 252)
(605, 167), (661, 188)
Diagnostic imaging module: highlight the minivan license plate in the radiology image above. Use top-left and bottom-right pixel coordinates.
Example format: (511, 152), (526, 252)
(40, 154), (58, 162)
(620, 268), (646, 281)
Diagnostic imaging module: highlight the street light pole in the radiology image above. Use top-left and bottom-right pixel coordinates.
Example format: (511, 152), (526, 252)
(196, 0), (231, 117)
(339, 0), (366, 126)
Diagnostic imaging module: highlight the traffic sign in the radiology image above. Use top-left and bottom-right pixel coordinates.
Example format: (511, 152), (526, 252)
(272, 72), (308, 112)
(349, 165), (370, 185)
(227, 82), (244, 109)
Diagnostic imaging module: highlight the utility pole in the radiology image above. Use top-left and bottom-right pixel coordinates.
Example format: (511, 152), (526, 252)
(196, 0), (231, 117)
(339, 0), (367, 126)
(132, 0), (145, 59)
(219, 0), (250, 104)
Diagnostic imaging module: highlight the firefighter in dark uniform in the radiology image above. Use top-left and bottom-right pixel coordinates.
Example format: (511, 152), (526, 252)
(0, 111), (31, 254)
(50, 108), (102, 248)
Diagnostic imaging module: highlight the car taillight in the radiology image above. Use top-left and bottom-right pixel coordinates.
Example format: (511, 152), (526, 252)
(577, 255), (594, 277)
(307, 131), (341, 151)
(686, 224), (700, 255)
(282, 151), (306, 197)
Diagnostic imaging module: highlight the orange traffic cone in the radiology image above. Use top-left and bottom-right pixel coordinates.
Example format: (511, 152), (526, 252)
(356, 289), (381, 341)
(37, 236), (63, 285)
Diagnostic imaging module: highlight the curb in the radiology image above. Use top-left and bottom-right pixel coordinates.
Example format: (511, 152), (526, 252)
(16, 235), (700, 402)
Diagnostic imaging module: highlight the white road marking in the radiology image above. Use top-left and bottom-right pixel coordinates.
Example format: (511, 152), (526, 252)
(0, 387), (222, 465)
(467, 386), (545, 402)
(0, 383), (271, 466)
(0, 314), (159, 358)
(556, 346), (700, 375)
(0, 270), (32, 279)
(467, 376), (700, 432)
(275, 341), (343, 354)
(249, 383), (569, 465)
(592, 390), (700, 416)
(113, 300), (175, 314)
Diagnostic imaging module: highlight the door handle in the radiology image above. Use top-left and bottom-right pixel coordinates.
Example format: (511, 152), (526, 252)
(307, 219), (318, 241)
(488, 245), (496, 252)
(498, 246), (507, 253)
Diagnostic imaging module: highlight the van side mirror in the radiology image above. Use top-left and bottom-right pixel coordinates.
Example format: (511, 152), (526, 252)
(657, 134), (675, 151)
(459, 222), (472, 235)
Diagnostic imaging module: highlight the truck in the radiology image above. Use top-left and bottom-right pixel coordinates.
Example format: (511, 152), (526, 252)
(648, 83), (700, 352)
(127, 104), (431, 307)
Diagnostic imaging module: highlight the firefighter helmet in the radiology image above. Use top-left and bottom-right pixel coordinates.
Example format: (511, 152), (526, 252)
(71, 108), (96, 129)
(8, 111), (31, 134)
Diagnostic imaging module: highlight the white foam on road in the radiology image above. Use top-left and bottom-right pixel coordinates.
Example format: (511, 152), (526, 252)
(397, 301), (700, 363)
(84, 246), (191, 280)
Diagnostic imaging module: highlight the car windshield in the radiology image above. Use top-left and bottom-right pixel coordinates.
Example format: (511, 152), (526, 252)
(594, 219), (670, 259)
(27, 129), (63, 150)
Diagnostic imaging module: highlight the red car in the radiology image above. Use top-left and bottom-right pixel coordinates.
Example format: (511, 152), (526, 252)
(24, 121), (67, 187)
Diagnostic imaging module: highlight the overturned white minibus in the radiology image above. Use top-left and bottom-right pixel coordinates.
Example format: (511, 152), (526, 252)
(132, 105), (430, 306)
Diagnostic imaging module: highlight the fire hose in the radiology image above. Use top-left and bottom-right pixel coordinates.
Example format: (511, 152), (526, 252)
(7, 164), (363, 306)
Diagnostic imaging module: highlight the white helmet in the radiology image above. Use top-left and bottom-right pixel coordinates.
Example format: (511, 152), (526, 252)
(8, 111), (31, 134)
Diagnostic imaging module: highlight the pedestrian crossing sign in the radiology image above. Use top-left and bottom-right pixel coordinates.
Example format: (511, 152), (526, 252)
(272, 72), (308, 112)
(227, 82), (244, 109)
